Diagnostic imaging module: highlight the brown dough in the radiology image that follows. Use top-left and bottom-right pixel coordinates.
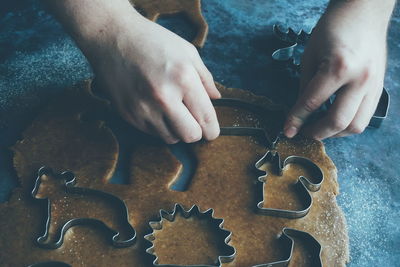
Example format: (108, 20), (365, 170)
(130, 0), (208, 48)
(0, 81), (349, 266)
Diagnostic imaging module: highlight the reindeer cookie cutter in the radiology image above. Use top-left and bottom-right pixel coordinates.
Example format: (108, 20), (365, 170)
(271, 24), (390, 128)
(255, 151), (323, 219)
(31, 167), (136, 249)
(144, 203), (236, 267)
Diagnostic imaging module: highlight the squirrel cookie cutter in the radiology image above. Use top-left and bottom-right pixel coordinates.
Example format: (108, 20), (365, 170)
(255, 151), (323, 219)
(213, 98), (323, 218)
(271, 24), (390, 128)
(31, 167), (137, 249)
(144, 203), (236, 267)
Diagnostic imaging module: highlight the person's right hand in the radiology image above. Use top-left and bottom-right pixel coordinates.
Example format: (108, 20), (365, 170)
(90, 10), (221, 144)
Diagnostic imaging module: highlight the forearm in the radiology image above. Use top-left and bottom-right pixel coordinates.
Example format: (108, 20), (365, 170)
(42, 0), (145, 62)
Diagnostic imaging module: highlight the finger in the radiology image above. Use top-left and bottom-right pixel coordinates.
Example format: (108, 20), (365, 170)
(332, 86), (382, 138)
(284, 65), (346, 138)
(163, 102), (203, 143)
(145, 117), (180, 144)
(182, 74), (220, 141)
(120, 101), (180, 144)
(301, 82), (366, 140)
(299, 44), (318, 93)
(193, 58), (221, 99)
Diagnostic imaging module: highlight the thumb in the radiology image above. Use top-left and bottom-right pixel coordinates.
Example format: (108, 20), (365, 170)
(284, 67), (344, 138)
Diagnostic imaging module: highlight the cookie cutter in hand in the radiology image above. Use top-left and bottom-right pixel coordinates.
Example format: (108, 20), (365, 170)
(254, 151), (323, 219)
(271, 24), (390, 128)
(144, 203), (236, 267)
(213, 98), (286, 149)
(31, 166), (137, 249)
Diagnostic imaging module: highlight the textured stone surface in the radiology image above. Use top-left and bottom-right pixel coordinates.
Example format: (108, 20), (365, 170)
(0, 0), (399, 266)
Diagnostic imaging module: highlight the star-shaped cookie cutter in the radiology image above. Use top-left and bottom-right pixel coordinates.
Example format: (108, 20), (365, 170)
(254, 151), (323, 219)
(144, 203), (236, 267)
(31, 167), (137, 249)
(271, 24), (390, 128)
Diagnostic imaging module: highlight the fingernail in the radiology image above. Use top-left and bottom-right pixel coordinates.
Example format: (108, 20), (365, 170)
(284, 126), (298, 138)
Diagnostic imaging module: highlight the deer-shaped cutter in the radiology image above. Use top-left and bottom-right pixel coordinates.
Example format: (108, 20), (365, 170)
(31, 167), (136, 249)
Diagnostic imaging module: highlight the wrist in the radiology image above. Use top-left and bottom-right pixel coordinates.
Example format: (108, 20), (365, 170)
(75, 2), (146, 64)
(325, 0), (395, 31)
(44, 0), (147, 66)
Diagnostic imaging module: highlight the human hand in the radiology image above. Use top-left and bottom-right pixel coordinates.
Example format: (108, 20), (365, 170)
(284, 0), (395, 140)
(91, 13), (220, 144)
(45, 0), (220, 144)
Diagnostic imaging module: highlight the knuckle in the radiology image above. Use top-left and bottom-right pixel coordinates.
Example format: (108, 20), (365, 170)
(134, 100), (150, 114)
(150, 88), (170, 109)
(330, 115), (349, 131)
(171, 64), (195, 86)
(286, 114), (303, 128)
(347, 123), (366, 134)
(331, 55), (349, 80)
(198, 111), (215, 127)
(165, 137), (180, 145)
(303, 97), (321, 113)
(182, 128), (202, 143)
(359, 68), (372, 85)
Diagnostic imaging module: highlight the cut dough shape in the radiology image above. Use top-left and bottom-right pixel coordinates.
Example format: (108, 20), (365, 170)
(130, 0), (208, 48)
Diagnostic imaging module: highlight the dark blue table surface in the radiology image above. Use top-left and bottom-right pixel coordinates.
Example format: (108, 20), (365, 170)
(1, 0), (399, 266)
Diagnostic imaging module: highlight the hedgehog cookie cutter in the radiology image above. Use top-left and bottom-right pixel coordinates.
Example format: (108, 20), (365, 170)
(255, 151), (324, 219)
(31, 166), (137, 249)
(271, 24), (389, 128)
(144, 203), (236, 267)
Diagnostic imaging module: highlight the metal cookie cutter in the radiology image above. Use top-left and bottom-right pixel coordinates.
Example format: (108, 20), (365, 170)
(144, 203), (236, 267)
(255, 151), (323, 219)
(271, 24), (390, 128)
(213, 98), (286, 149)
(254, 228), (322, 267)
(31, 166), (137, 249)
(28, 262), (71, 267)
(272, 24), (311, 70)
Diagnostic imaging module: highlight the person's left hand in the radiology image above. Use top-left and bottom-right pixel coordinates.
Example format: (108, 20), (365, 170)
(284, 1), (393, 140)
